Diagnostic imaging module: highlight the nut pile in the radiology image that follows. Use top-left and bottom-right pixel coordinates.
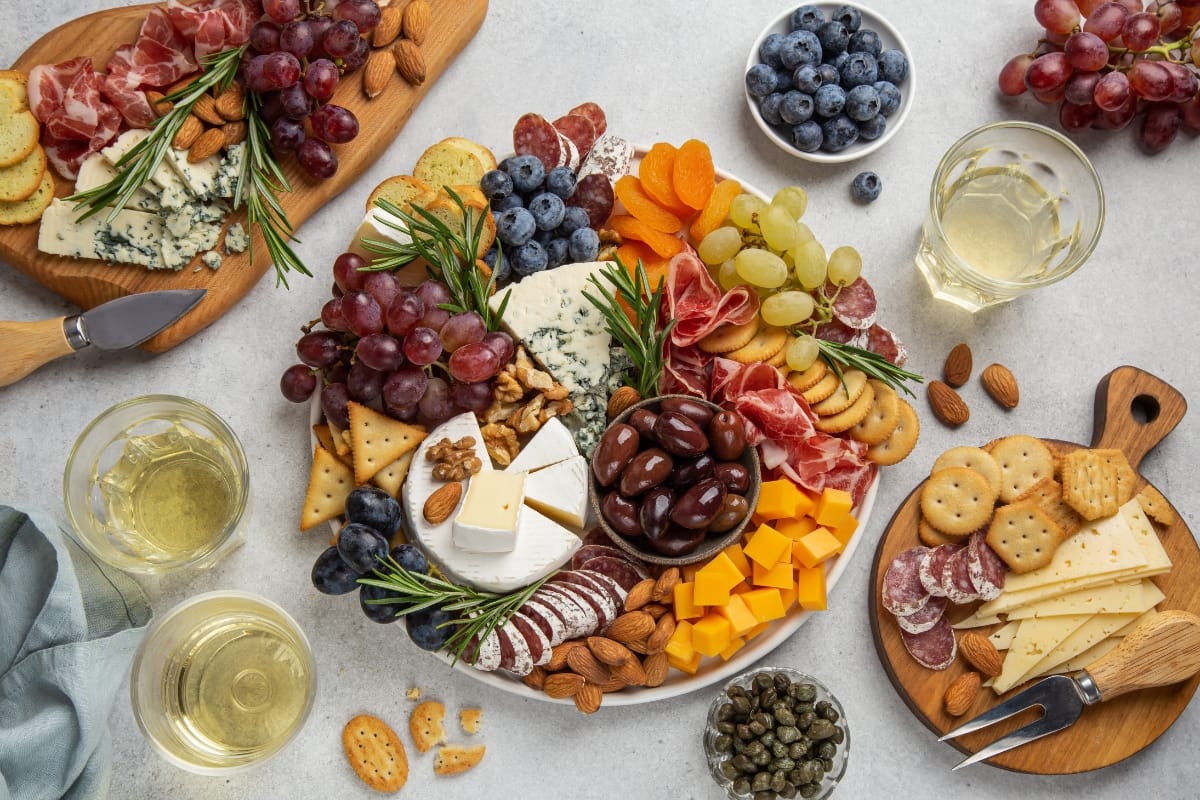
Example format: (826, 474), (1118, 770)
(479, 347), (573, 465)
(425, 435), (482, 481)
(364, 0), (432, 96)
(161, 78), (246, 162)
(929, 343), (1020, 427)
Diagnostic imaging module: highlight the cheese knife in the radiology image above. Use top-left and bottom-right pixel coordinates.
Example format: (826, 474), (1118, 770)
(0, 288), (206, 387)
(940, 610), (1200, 769)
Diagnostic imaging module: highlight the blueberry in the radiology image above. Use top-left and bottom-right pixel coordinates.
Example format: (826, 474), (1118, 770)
(360, 583), (405, 623)
(745, 63), (778, 98)
(482, 245), (499, 270)
(495, 206), (536, 247)
(821, 115), (860, 152)
(851, 171), (882, 202)
(840, 52), (878, 88)
(779, 29), (822, 70)
(405, 605), (456, 651)
(479, 169), (512, 202)
(512, 240), (548, 276)
(780, 91), (814, 125)
(816, 21), (849, 57)
(759, 32), (786, 69)
(545, 237), (570, 267)
(390, 543), (428, 574)
(878, 49), (908, 84)
(557, 205), (591, 235)
(848, 29), (882, 56)
(544, 166), (576, 199)
(817, 63), (840, 86)
(791, 120), (823, 152)
(534, 227), (556, 245)
(793, 64), (823, 93)
(874, 80), (902, 116)
(311, 546), (361, 595)
(833, 51), (850, 71)
(790, 4), (824, 33)
(759, 92), (785, 126)
(492, 250), (511, 283)
(528, 192), (566, 231)
(491, 192), (523, 213)
(832, 5), (862, 32)
(856, 113), (888, 140)
(345, 486), (401, 536)
(814, 84), (846, 118)
(568, 226), (600, 262)
(845, 84), (881, 121)
(336, 522), (389, 574)
(504, 153), (544, 193)
(774, 67), (794, 93)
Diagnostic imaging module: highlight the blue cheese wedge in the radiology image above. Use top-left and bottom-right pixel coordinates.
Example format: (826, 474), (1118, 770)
(164, 147), (222, 199)
(224, 222), (249, 254)
(101, 130), (191, 210)
(37, 198), (164, 269)
(453, 470), (527, 553)
(74, 153), (159, 212)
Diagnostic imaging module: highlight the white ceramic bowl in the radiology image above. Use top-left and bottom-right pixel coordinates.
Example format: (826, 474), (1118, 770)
(745, 2), (915, 164)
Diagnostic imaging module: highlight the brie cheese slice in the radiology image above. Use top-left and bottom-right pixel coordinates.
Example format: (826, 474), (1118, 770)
(524, 455), (589, 529)
(505, 417), (578, 474)
(453, 470), (527, 553)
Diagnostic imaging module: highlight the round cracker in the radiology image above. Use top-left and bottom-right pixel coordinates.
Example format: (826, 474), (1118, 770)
(724, 325), (789, 364)
(918, 515), (967, 546)
(697, 316), (760, 353)
(0, 145), (45, 202)
(850, 379), (900, 445)
(932, 445), (1003, 496)
(786, 359), (828, 392)
(766, 344), (788, 369)
(0, 109), (39, 169)
(814, 379), (875, 433)
(0, 167), (53, 225)
(866, 398), (919, 466)
(920, 466), (996, 536)
(989, 434), (1055, 503)
(811, 369), (868, 415)
(801, 370), (841, 405)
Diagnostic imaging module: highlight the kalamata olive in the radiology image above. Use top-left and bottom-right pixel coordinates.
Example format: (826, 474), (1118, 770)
(645, 523), (706, 556)
(628, 408), (659, 443)
(639, 486), (675, 540)
(600, 491), (641, 537)
(668, 453), (715, 489)
(671, 477), (727, 529)
(709, 409), (747, 460)
(708, 493), (749, 533)
(653, 411), (709, 457)
(618, 447), (674, 496)
(592, 423), (639, 487)
(715, 461), (751, 494)
(659, 396), (715, 427)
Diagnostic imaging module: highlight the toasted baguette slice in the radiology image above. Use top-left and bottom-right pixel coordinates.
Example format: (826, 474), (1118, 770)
(0, 107), (40, 170)
(0, 71), (29, 112)
(0, 145), (46, 202)
(413, 137), (495, 190)
(0, 168), (53, 225)
(366, 173), (436, 214)
(420, 195), (495, 257)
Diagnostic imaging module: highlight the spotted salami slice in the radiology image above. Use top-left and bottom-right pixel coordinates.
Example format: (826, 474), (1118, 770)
(896, 594), (948, 635)
(508, 611), (551, 668)
(497, 620), (533, 674)
(566, 172), (615, 229)
(565, 571), (621, 624)
(531, 587), (591, 640)
(462, 627), (502, 671)
(940, 547), (981, 604)
(967, 532), (1006, 601)
(578, 133), (634, 184)
(521, 596), (569, 644)
(881, 546), (931, 616)
(576, 568), (632, 610)
(918, 544), (960, 598)
(865, 323), (907, 367)
(538, 584), (599, 636)
(580, 557), (647, 592)
(548, 575), (614, 627)
(553, 114), (598, 162)
(570, 544), (628, 571)
(830, 277), (877, 330)
(513, 112), (562, 174)
(813, 318), (859, 345)
(567, 101), (607, 137)
(899, 615), (957, 670)
(582, 528), (611, 547)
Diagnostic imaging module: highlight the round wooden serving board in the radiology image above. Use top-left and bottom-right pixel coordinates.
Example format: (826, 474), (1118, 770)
(868, 365), (1200, 774)
(0, 0), (487, 352)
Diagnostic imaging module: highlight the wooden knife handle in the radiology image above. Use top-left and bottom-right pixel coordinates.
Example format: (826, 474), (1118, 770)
(0, 317), (75, 388)
(1087, 610), (1200, 702)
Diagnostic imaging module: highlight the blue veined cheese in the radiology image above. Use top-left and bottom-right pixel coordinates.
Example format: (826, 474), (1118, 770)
(162, 216), (223, 270)
(202, 251), (222, 270)
(37, 198), (164, 269)
(213, 144), (245, 199)
(164, 147), (222, 199)
(100, 130), (192, 210)
(224, 222), (248, 253)
(73, 153), (159, 212)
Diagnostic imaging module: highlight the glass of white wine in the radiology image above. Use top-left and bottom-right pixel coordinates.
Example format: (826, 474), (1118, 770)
(130, 591), (316, 773)
(915, 121), (1105, 312)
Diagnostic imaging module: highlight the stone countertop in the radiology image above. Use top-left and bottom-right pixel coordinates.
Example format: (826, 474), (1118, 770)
(3, 1), (1199, 797)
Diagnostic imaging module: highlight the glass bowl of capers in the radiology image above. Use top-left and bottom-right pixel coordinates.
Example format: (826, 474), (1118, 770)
(704, 668), (849, 800)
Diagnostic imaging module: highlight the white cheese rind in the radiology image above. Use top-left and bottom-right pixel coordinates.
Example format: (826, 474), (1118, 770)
(504, 417), (578, 474)
(524, 455), (589, 529)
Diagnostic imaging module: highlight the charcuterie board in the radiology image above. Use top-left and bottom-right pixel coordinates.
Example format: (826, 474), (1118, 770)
(869, 365), (1200, 773)
(0, 0), (486, 352)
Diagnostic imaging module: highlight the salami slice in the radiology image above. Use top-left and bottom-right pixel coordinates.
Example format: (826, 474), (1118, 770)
(570, 544), (628, 571)
(548, 575), (615, 626)
(830, 277), (877, 330)
(580, 556), (645, 592)
(865, 323), (907, 367)
(462, 627), (502, 671)
(578, 133), (634, 183)
(538, 583), (599, 636)
(813, 318), (859, 345)
(531, 588), (591, 640)
(899, 615), (957, 670)
(566, 173), (615, 229)
(967, 532), (1006, 601)
(508, 611), (550, 668)
(567, 101), (607, 137)
(918, 544), (960, 598)
(940, 547), (981, 604)
(553, 114), (598, 162)
(582, 528), (611, 548)
(896, 595), (948, 635)
(881, 546), (931, 616)
(513, 112), (562, 174)
(494, 622), (519, 671)
(557, 130), (580, 171)
(522, 597), (569, 644)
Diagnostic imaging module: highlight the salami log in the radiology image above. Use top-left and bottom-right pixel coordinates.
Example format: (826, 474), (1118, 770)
(513, 112), (562, 174)
(566, 172), (616, 229)
(881, 546), (931, 616)
(899, 615), (957, 670)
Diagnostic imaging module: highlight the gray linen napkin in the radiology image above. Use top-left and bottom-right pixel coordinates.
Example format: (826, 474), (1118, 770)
(0, 506), (152, 800)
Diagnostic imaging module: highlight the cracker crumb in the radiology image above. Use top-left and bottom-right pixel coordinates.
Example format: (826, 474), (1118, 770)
(406, 686), (421, 701)
(459, 708), (482, 735)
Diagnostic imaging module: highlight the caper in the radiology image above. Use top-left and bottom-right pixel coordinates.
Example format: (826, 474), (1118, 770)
(728, 684), (747, 700)
(770, 770), (787, 793)
(799, 781), (819, 798)
(752, 771), (772, 792)
(720, 760), (739, 779)
(772, 757), (796, 773)
(821, 757), (833, 772)
(748, 719), (767, 736)
(737, 723), (754, 740)
(795, 760), (817, 784)
(795, 735), (812, 753)
(774, 673), (791, 693)
(750, 694), (762, 712)
(733, 754), (755, 774)
(808, 719), (836, 740)
(788, 767), (803, 785)
(732, 695), (752, 715)
(718, 702), (735, 722)
(744, 740), (765, 758)
(714, 734), (733, 753)
(754, 792), (777, 800)
(821, 706), (840, 723)
(733, 777), (752, 795)
(794, 683), (817, 703)
(775, 725), (800, 744)
(794, 702), (814, 715)
(814, 700), (833, 718)
(817, 742), (836, 760)
(831, 727), (845, 745)
(789, 742), (808, 760)
(753, 750), (771, 766)
(718, 721), (737, 735)
(806, 758), (825, 780)
(753, 673), (774, 693)
(779, 781), (798, 799)
(761, 731), (777, 749)
(753, 711), (774, 729)
(797, 710), (817, 730)
(774, 707), (797, 727)
(733, 737), (747, 754)
(761, 687), (778, 708)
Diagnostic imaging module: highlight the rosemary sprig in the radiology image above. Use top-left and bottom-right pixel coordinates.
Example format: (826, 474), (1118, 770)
(359, 556), (545, 666)
(581, 257), (675, 399)
(359, 190), (510, 330)
(816, 338), (923, 397)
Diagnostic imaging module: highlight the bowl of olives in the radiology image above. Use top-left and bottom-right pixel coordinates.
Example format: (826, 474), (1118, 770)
(590, 395), (760, 566)
(705, 668), (849, 800)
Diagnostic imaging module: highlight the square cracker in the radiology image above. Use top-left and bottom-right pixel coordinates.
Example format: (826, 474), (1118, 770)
(1095, 448), (1137, 504)
(1060, 448), (1120, 520)
(1013, 476), (1083, 539)
(1136, 485), (1177, 527)
(371, 450), (414, 498)
(347, 401), (427, 484)
(300, 445), (355, 531)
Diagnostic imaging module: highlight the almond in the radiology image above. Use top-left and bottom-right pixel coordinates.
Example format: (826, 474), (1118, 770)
(547, 640), (582, 672)
(573, 682), (603, 714)
(172, 114), (204, 150)
(611, 655), (647, 686)
(192, 93), (224, 126)
(521, 665), (546, 691)
(944, 671), (981, 716)
(187, 128), (225, 163)
(423, 481), (462, 524)
(213, 83), (244, 121)
(145, 90), (172, 117)
(652, 567), (681, 602)
(605, 611), (655, 644)
(165, 73), (200, 96)
(565, 646), (611, 685)
(542, 671), (584, 699)
(401, 0), (431, 45)
(586, 636), (632, 667)
(642, 652), (669, 688)
(606, 385), (641, 419)
(598, 674), (628, 693)
(373, 5), (404, 47)
(645, 613), (676, 654)
(943, 342), (972, 388)
(927, 380), (970, 427)
(959, 631), (1004, 677)
(222, 120), (247, 148)
(981, 363), (1020, 409)
(623, 578), (656, 612)
(393, 39), (426, 85)
(641, 602), (669, 620)
(363, 49), (393, 99)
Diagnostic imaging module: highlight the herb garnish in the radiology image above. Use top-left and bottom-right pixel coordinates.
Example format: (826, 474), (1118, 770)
(582, 258), (675, 399)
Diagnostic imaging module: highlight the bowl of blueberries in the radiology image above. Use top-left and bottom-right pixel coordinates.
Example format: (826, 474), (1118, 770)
(745, 2), (914, 163)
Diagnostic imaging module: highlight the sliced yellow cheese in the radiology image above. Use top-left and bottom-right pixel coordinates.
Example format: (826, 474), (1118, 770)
(989, 621), (1020, 651)
(993, 614), (1093, 694)
(1052, 609), (1157, 674)
(1121, 500), (1172, 572)
(1001, 508), (1147, 595)
(1021, 612), (1141, 683)
(1004, 578), (1162, 620)
(952, 614), (1001, 629)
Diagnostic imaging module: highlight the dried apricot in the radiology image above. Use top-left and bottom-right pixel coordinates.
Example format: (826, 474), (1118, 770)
(689, 178), (742, 244)
(616, 240), (671, 294)
(615, 175), (683, 234)
(638, 143), (694, 217)
(672, 139), (715, 211)
(609, 214), (684, 259)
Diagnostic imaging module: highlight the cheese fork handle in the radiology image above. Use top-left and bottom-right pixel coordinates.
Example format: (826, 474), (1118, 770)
(0, 317), (77, 388)
(1086, 610), (1200, 702)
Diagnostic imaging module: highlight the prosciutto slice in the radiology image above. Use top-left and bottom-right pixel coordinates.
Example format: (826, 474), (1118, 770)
(29, 57), (121, 178)
(663, 251), (759, 347)
(167, 0), (256, 59)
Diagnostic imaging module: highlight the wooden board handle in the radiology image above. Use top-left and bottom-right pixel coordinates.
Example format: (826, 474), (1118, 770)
(0, 318), (75, 387)
(1090, 365), (1187, 471)
(1087, 610), (1200, 702)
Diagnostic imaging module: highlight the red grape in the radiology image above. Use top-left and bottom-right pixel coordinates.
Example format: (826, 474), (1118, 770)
(264, 0), (300, 25)
(417, 377), (454, 427)
(1156, 1), (1184, 32)
(1060, 100), (1099, 130)
(347, 361), (386, 403)
(304, 59), (339, 101)
(259, 90), (284, 123)
(296, 331), (342, 367)
(280, 83), (311, 120)
(362, 270), (400, 313)
(1163, 61), (1199, 102)
(321, 382), (352, 429)
(356, 333), (405, 371)
(1129, 59), (1172, 100)
(420, 305), (450, 332)
(1078, 0), (1107, 13)
(270, 116), (305, 152)
(1181, 96), (1200, 130)
(1035, 0), (1082, 34)
(280, 364), (317, 403)
(342, 37), (371, 71)
(403, 327), (443, 366)
(1033, 84), (1068, 104)
(308, 16), (333, 56)
(1096, 93), (1138, 128)
(279, 20), (315, 58)
(382, 365), (428, 408)
(322, 20), (361, 59)
(333, 252), (367, 292)
(448, 342), (501, 383)
(262, 51), (301, 89)
(450, 381), (494, 414)
(481, 331), (515, 365)
(1084, 2), (1130, 40)
(250, 21), (281, 53)
(334, 0), (382, 33)
(1065, 70), (1102, 104)
(999, 54), (1035, 95)
(1140, 102), (1183, 151)
(440, 312), (487, 351)
(1065, 31), (1110, 71)
(297, 138), (338, 179)
(321, 297), (347, 331)
(386, 291), (425, 335)
(342, 291), (384, 337)
(310, 104), (359, 145)
(1025, 52), (1073, 92)
(1093, 70), (1132, 109)
(243, 55), (272, 94)
(1117, 0), (1146, 11)
(1122, 13), (1162, 50)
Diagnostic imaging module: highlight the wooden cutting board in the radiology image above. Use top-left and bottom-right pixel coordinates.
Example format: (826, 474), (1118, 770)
(868, 366), (1200, 774)
(0, 0), (487, 352)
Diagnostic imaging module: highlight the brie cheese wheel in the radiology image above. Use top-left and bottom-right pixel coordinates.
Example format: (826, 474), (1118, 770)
(524, 455), (589, 529)
(349, 206), (413, 259)
(505, 417), (578, 474)
(453, 470), (527, 553)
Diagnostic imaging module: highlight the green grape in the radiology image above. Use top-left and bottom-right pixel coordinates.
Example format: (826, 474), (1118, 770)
(827, 245), (863, 287)
(698, 226), (743, 266)
(761, 290), (816, 327)
(785, 334), (820, 372)
(717, 259), (742, 290)
(734, 247), (788, 288)
(790, 240), (827, 290)
(795, 222), (815, 246)
(729, 193), (766, 232)
(772, 185), (808, 220)
(760, 204), (800, 252)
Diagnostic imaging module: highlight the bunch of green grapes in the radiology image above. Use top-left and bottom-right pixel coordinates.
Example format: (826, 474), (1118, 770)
(696, 186), (863, 372)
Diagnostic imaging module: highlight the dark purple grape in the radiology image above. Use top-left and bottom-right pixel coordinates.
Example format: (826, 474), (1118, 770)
(310, 104), (359, 144)
(250, 21), (281, 54)
(448, 342), (501, 383)
(356, 332), (405, 371)
(1140, 102), (1182, 152)
(333, 252), (367, 292)
(270, 116), (305, 152)
(362, 270), (400, 313)
(360, 584), (404, 623)
(259, 90), (284, 123)
(262, 51), (302, 89)
(280, 364), (317, 402)
(341, 291), (384, 337)
(417, 377), (454, 426)
(342, 37), (371, 71)
(296, 330), (342, 367)
(297, 137), (338, 179)
(450, 381), (493, 413)
(280, 83), (312, 120)
(321, 297), (347, 331)
(304, 58), (339, 101)
(480, 331), (514, 365)
(346, 486), (402, 534)
(263, 0), (300, 24)
(337, 522), (389, 573)
(415, 279), (452, 308)
(279, 20), (315, 58)
(440, 312), (486, 351)
(382, 364), (428, 408)
(390, 544), (428, 574)
(334, 0), (382, 32)
(312, 546), (360, 595)
(321, 382), (352, 429)
(403, 327), (443, 366)
(322, 19), (361, 58)
(406, 606), (455, 651)
(308, 15), (333, 56)
(325, 359), (351, 387)
(347, 360), (386, 402)
(386, 291), (425, 335)
(243, 55), (272, 94)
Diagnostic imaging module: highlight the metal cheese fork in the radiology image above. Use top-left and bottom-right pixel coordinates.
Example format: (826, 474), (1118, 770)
(940, 610), (1200, 770)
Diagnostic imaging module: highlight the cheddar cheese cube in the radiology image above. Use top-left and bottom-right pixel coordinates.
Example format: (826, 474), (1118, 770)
(832, 514), (859, 552)
(719, 636), (747, 661)
(813, 487), (853, 528)
(776, 516), (819, 540)
(693, 570), (731, 607)
(698, 551), (748, 591)
(692, 613), (733, 657)
(668, 649), (703, 674)
(721, 543), (753, 579)
(792, 527), (842, 569)
(796, 565), (827, 611)
(673, 582), (705, 620)
(665, 619), (696, 662)
(714, 593), (759, 636)
(755, 478), (815, 520)
(742, 588), (786, 622)
(778, 579), (797, 612)
(743, 621), (770, 640)
(752, 558), (794, 590)
(743, 524), (791, 568)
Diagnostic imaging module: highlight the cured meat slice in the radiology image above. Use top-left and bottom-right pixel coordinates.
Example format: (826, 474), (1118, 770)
(557, 131), (580, 171)
(567, 101), (607, 137)
(881, 546), (931, 616)
(508, 611), (550, 668)
(42, 134), (91, 180)
(661, 341), (712, 398)
(940, 547), (980, 604)
(813, 318), (859, 345)
(665, 251), (759, 348)
(551, 572), (618, 625)
(896, 594), (948, 635)
(966, 532), (1006, 601)
(830, 277), (877, 330)
(531, 587), (592, 640)
(565, 172), (614, 229)
(462, 627), (502, 671)
(540, 582), (601, 632)
(582, 528), (611, 548)
(570, 544), (628, 571)
(496, 621), (532, 674)
(521, 597), (569, 644)
(578, 133), (633, 184)
(29, 57), (121, 178)
(918, 544), (959, 598)
(899, 615), (957, 670)
(580, 557), (645, 593)
(865, 323), (906, 366)
(553, 114), (598, 162)
(513, 112), (562, 174)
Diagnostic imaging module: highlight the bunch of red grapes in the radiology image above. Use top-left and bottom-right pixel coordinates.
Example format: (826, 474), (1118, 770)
(242, 0), (382, 178)
(999, 0), (1200, 152)
(280, 252), (517, 431)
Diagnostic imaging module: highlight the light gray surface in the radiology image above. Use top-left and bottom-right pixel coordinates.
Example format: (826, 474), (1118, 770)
(3, 1), (1199, 797)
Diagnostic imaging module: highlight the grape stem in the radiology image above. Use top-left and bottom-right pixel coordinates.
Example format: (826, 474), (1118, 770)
(1104, 20), (1199, 62)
